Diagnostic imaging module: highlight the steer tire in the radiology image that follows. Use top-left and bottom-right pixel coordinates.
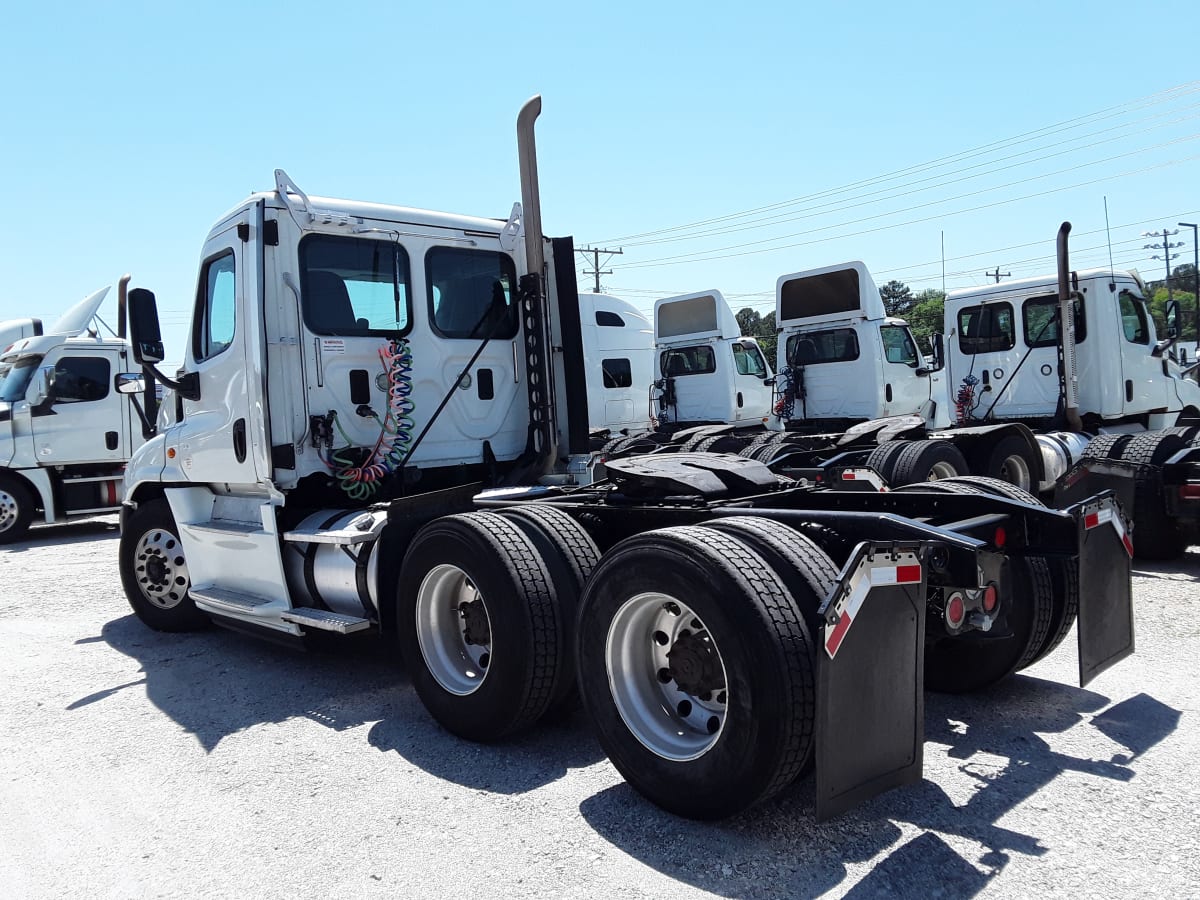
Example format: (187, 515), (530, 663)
(0, 473), (35, 545)
(1119, 431), (1190, 561)
(888, 440), (970, 486)
(576, 526), (815, 819)
(497, 504), (601, 719)
(397, 512), (565, 742)
(119, 499), (209, 632)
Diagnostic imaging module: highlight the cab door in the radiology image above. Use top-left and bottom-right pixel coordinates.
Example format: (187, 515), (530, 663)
(31, 347), (129, 464)
(171, 213), (261, 486)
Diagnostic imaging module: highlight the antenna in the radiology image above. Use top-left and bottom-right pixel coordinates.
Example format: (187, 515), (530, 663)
(1104, 196), (1116, 289)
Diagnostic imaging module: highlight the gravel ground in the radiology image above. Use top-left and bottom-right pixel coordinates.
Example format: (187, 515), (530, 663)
(1, 517), (1197, 899)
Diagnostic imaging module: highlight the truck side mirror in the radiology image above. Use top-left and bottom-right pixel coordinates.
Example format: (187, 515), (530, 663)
(1165, 299), (1180, 339)
(128, 288), (166, 365)
(930, 332), (945, 372)
(115, 373), (146, 395)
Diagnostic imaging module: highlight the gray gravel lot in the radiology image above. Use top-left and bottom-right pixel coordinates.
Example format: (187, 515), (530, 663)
(1, 518), (1197, 899)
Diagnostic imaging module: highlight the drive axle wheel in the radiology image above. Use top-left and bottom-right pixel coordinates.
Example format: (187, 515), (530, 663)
(119, 499), (209, 632)
(0, 474), (35, 544)
(397, 512), (565, 742)
(577, 526), (814, 819)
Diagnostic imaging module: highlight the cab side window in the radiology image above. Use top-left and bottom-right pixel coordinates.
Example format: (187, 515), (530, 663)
(732, 342), (767, 376)
(1118, 291), (1150, 344)
(880, 325), (919, 366)
(194, 251), (237, 362)
(53, 356), (110, 403)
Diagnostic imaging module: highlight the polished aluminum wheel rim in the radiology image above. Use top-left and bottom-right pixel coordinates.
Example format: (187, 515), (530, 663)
(928, 461), (961, 480)
(415, 564), (492, 696)
(0, 489), (17, 533)
(998, 454), (1032, 490)
(605, 592), (728, 761)
(133, 528), (189, 609)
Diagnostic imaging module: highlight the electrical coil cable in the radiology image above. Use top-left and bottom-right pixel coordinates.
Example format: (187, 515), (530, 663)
(773, 366), (796, 420)
(955, 374), (979, 425)
(323, 338), (415, 500)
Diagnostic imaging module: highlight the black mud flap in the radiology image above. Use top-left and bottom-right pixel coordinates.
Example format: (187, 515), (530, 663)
(1073, 494), (1135, 687)
(815, 542), (927, 821)
(1053, 458), (1137, 512)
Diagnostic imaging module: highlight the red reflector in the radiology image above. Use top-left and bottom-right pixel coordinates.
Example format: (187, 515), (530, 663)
(982, 584), (998, 612)
(842, 472), (856, 480)
(896, 564), (922, 583)
(946, 595), (965, 626)
(993, 526), (1006, 548)
(1180, 485), (1200, 501)
(1084, 512), (1100, 529)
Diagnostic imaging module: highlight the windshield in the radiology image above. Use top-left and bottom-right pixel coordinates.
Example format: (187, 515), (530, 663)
(0, 355), (42, 402)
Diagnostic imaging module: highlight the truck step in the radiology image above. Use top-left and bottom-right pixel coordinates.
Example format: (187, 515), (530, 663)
(187, 519), (266, 536)
(190, 586), (283, 616)
(279, 608), (372, 634)
(282, 526), (376, 546)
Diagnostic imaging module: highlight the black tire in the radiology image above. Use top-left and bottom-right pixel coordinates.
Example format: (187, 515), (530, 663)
(927, 476), (1078, 665)
(865, 440), (912, 483)
(702, 515), (838, 638)
(497, 504), (601, 718)
(1119, 431), (1190, 560)
(576, 526), (815, 819)
(925, 553), (1055, 693)
(1081, 433), (1133, 461)
(974, 434), (1040, 492)
(0, 473), (35, 544)
(119, 499), (209, 632)
(888, 440), (970, 486)
(397, 512), (565, 742)
(739, 431), (781, 458)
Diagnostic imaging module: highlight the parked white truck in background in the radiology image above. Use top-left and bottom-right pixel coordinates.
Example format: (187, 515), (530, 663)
(0, 282), (149, 543)
(116, 98), (1135, 822)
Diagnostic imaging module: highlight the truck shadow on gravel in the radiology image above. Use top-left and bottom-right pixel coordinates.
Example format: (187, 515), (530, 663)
(90, 613), (604, 795)
(579, 674), (1180, 899)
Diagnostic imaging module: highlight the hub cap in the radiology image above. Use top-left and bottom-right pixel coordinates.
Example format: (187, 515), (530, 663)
(927, 461), (961, 481)
(0, 489), (18, 533)
(133, 528), (190, 609)
(606, 593), (728, 761)
(415, 564), (492, 696)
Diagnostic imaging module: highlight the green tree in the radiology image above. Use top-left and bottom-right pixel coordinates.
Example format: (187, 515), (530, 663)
(1149, 287), (1197, 344)
(905, 289), (946, 356)
(734, 307), (778, 368)
(880, 280), (914, 317)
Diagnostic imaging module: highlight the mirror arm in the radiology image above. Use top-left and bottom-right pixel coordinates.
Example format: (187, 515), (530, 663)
(142, 363), (200, 401)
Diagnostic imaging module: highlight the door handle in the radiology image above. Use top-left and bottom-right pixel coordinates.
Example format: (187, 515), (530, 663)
(233, 418), (247, 463)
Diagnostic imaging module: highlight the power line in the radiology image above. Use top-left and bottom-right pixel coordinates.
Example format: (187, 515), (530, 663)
(575, 246), (623, 294)
(591, 81), (1200, 246)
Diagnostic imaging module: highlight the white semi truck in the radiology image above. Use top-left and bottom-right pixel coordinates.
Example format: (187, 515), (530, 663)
(0, 282), (150, 543)
(117, 97), (1135, 821)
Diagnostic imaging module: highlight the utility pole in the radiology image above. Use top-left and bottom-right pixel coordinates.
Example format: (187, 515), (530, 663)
(986, 267), (1010, 284)
(1179, 222), (1199, 358)
(576, 246), (623, 294)
(1143, 227), (1184, 301)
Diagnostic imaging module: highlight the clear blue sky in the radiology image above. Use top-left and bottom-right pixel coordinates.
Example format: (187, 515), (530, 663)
(2, 1), (1197, 355)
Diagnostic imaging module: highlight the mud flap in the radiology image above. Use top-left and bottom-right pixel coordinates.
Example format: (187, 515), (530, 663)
(1074, 495), (1135, 687)
(815, 543), (926, 821)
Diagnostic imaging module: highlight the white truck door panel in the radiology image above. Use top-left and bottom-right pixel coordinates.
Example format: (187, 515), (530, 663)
(173, 217), (260, 486)
(31, 348), (128, 464)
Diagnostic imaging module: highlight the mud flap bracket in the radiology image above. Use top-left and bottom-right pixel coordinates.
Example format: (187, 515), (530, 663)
(816, 542), (927, 821)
